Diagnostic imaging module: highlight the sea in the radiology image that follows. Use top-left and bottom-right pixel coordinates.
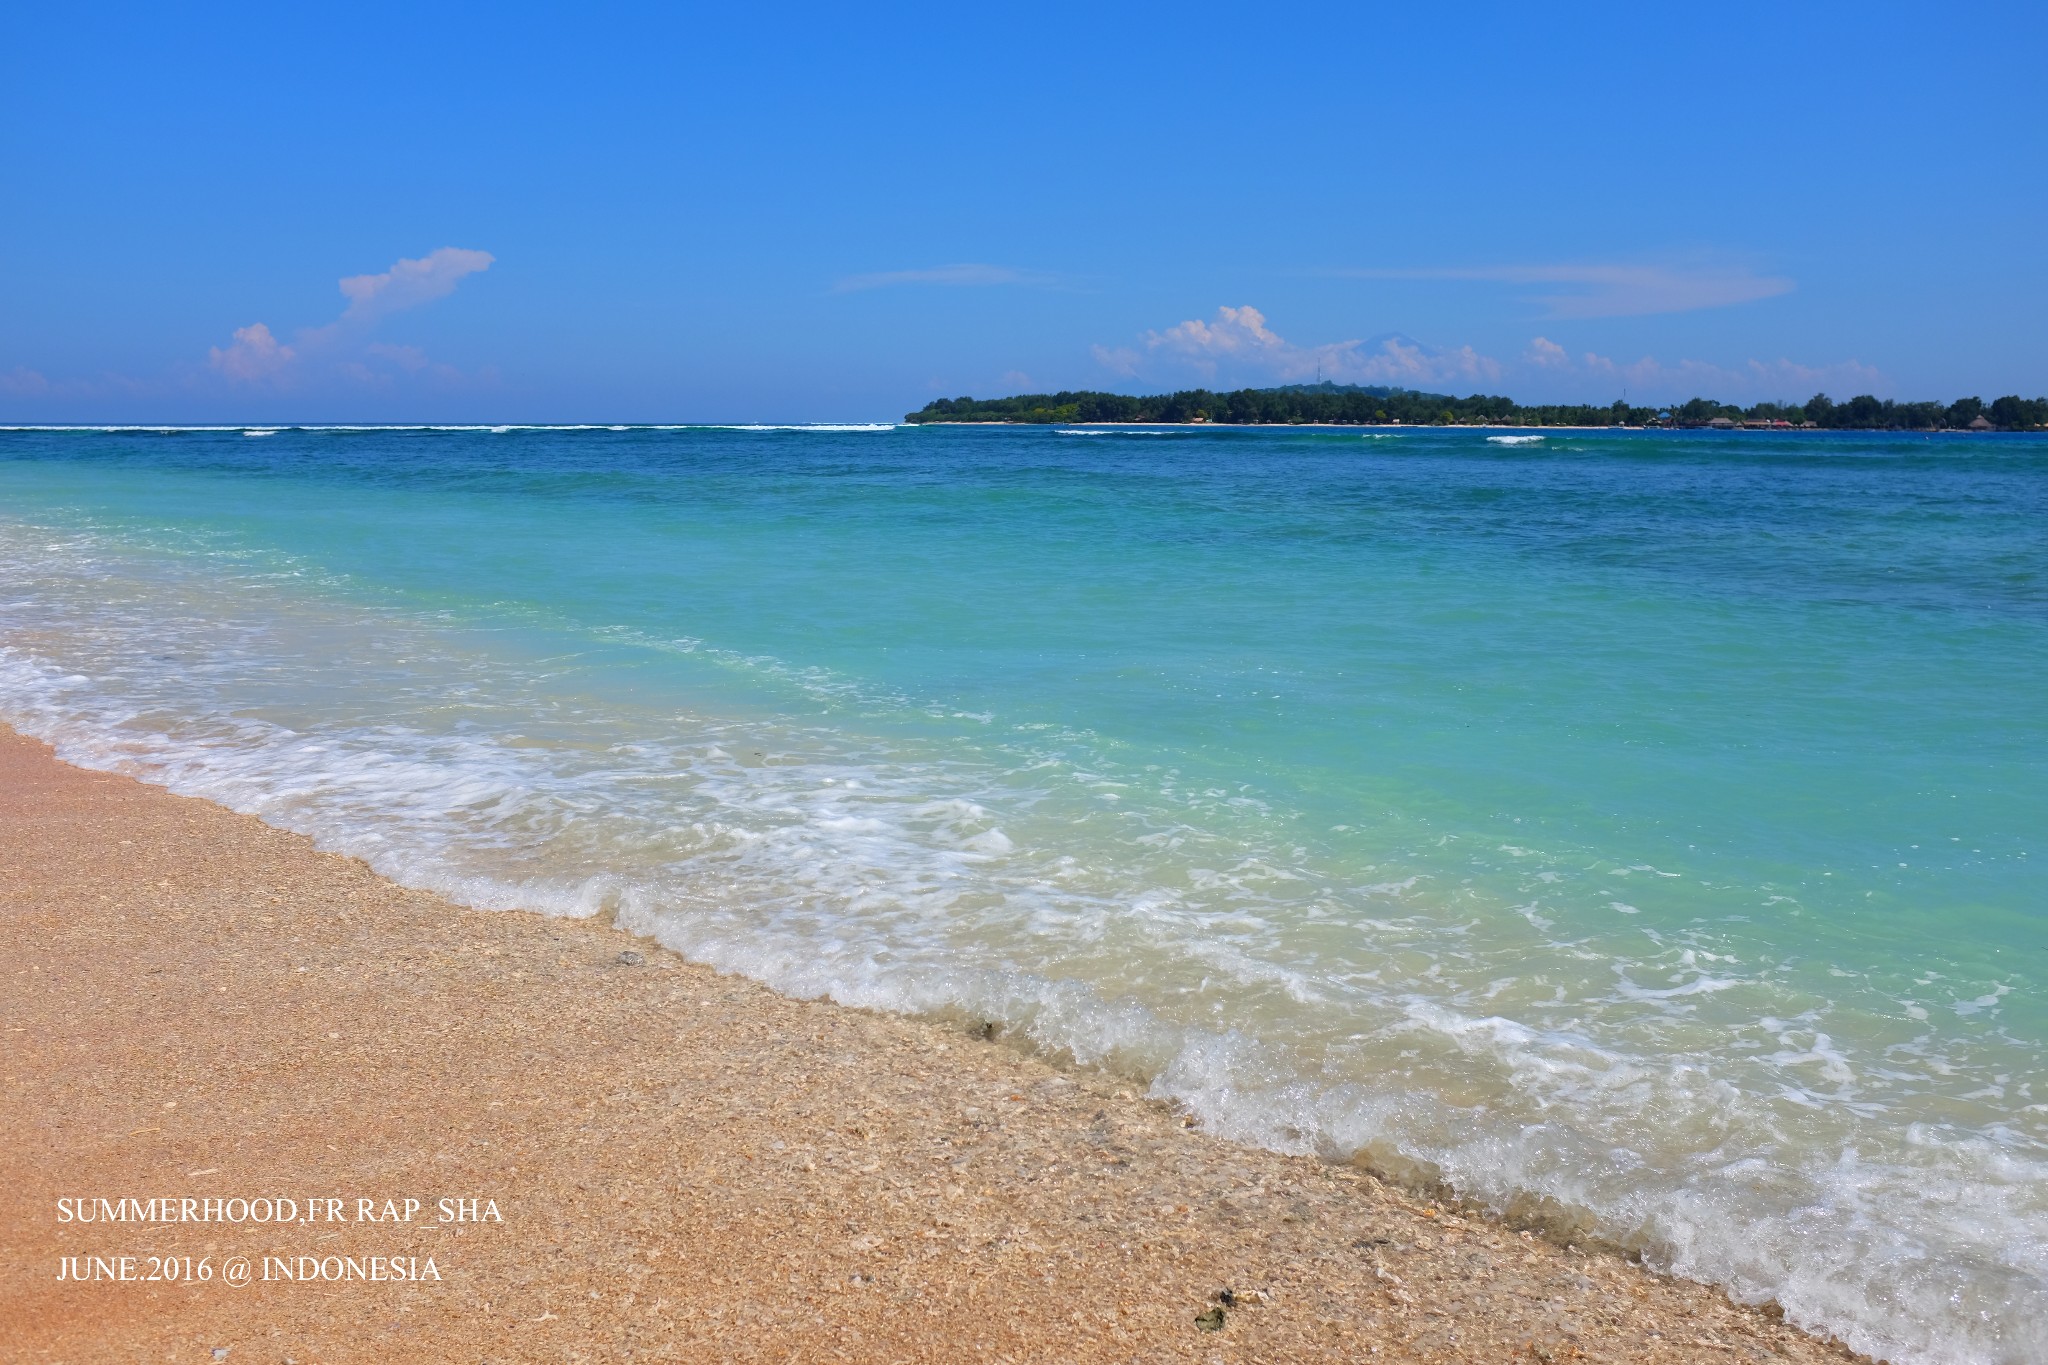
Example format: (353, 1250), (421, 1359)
(1, 422), (2041, 1363)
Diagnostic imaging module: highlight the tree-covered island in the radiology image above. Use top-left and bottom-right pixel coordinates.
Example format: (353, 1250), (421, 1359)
(905, 383), (2048, 430)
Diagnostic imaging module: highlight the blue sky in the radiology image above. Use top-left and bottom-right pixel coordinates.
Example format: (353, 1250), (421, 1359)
(2, 0), (2043, 421)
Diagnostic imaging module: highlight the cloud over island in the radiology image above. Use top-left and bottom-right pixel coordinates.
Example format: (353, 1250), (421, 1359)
(1095, 305), (1499, 389)
(1085, 305), (1881, 403)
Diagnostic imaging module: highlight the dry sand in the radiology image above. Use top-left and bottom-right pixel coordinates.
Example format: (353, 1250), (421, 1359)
(0, 725), (1863, 1363)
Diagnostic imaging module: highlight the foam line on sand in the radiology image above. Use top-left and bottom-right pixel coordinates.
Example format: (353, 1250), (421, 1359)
(0, 725), (1859, 1362)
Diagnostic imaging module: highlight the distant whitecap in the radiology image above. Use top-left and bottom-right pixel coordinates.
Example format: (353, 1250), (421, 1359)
(716, 423), (897, 432)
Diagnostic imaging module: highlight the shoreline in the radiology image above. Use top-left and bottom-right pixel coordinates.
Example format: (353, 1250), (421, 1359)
(0, 724), (1862, 1362)
(904, 420), (2005, 432)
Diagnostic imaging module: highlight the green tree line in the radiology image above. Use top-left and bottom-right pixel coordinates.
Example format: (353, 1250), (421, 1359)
(905, 384), (2048, 431)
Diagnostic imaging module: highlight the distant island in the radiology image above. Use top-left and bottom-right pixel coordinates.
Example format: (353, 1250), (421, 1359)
(906, 383), (2048, 431)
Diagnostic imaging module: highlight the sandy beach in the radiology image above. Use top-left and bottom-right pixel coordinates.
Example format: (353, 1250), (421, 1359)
(0, 724), (1859, 1364)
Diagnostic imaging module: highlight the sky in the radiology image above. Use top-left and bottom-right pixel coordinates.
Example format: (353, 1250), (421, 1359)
(2, 0), (2044, 423)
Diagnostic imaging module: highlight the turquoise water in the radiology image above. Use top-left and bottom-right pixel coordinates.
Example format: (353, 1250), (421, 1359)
(2, 423), (2042, 1362)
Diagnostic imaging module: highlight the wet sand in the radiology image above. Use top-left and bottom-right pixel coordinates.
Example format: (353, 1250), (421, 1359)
(0, 725), (1861, 1363)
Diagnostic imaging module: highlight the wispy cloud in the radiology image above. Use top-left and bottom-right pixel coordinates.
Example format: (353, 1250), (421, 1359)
(1350, 336), (1501, 386)
(337, 247), (496, 323)
(1338, 261), (1794, 318)
(1111, 305), (1502, 388)
(208, 247), (494, 386)
(335, 343), (495, 390)
(833, 263), (1056, 293)
(1524, 336), (1885, 399)
(1589, 351), (1883, 398)
(0, 366), (52, 396)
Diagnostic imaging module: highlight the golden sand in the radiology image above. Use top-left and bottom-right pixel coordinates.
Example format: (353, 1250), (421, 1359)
(0, 726), (1859, 1362)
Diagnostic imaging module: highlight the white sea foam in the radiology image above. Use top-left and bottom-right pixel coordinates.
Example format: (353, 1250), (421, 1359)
(715, 423), (898, 432)
(1487, 434), (1546, 445)
(1, 517), (2043, 1365)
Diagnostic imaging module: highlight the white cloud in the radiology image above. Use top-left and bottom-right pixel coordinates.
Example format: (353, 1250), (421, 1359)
(337, 247), (496, 323)
(208, 323), (296, 383)
(1346, 336), (1501, 387)
(1340, 262), (1794, 318)
(833, 263), (1055, 293)
(1110, 305), (1502, 389)
(1146, 304), (1286, 362)
(1093, 308), (1876, 404)
(205, 247), (493, 386)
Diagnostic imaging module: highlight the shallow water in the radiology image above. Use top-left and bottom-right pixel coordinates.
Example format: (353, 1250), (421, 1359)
(2, 423), (2042, 1363)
